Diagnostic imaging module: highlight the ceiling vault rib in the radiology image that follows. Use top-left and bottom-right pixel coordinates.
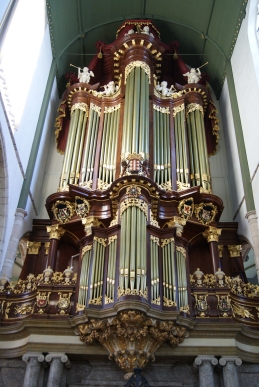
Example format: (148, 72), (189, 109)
(142, 0), (146, 16)
(200, 0), (216, 65)
(56, 15), (227, 62)
(76, 0), (85, 60)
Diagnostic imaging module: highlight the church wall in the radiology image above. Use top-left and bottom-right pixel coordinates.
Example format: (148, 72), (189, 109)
(209, 92), (233, 222)
(218, 0), (259, 245)
(0, 23), (55, 271)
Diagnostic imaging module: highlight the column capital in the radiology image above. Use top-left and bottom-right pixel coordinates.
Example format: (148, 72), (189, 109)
(45, 353), (71, 369)
(227, 245), (242, 257)
(46, 225), (65, 240)
(22, 352), (45, 363)
(27, 241), (41, 255)
(194, 355), (218, 367)
(203, 226), (222, 243)
(219, 356), (242, 367)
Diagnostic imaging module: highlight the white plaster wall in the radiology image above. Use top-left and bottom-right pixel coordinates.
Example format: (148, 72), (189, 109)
(231, 0), (259, 220)
(0, 23), (54, 270)
(209, 90), (233, 222)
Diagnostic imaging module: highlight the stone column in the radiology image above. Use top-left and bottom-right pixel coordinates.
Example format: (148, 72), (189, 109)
(219, 356), (242, 387)
(246, 210), (259, 282)
(203, 227), (222, 273)
(1, 208), (27, 280)
(194, 355), (218, 387)
(22, 352), (45, 387)
(46, 225), (65, 268)
(45, 353), (71, 387)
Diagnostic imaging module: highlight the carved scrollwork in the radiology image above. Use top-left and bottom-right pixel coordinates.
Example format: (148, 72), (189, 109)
(77, 310), (188, 373)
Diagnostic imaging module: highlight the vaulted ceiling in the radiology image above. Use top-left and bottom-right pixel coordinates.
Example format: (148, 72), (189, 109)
(46, 0), (248, 98)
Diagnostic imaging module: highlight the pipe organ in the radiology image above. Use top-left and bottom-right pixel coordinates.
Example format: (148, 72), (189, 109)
(5, 20), (254, 375)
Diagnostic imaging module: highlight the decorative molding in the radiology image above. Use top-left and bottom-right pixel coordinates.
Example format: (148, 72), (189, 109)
(120, 198), (148, 219)
(186, 103), (204, 116)
(153, 104), (170, 114)
(161, 237), (174, 248)
(90, 103), (101, 116)
(173, 104), (185, 117)
(104, 104), (121, 113)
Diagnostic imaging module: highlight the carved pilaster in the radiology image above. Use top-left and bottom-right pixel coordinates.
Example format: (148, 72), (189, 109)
(44, 242), (50, 255)
(227, 245), (242, 257)
(219, 356), (242, 387)
(218, 244), (224, 257)
(203, 226), (222, 242)
(82, 216), (101, 236)
(203, 227), (222, 274)
(167, 216), (186, 236)
(27, 242), (41, 255)
(22, 352), (45, 387)
(194, 356), (218, 387)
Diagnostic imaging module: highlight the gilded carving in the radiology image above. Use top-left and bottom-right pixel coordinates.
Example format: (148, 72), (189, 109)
(173, 104), (185, 117)
(186, 103), (204, 116)
(180, 305), (190, 314)
(150, 211), (160, 228)
(203, 226), (222, 242)
(118, 287), (147, 299)
(104, 104), (121, 113)
(178, 198), (194, 220)
(194, 294), (208, 317)
(97, 179), (112, 191)
(166, 217), (186, 237)
(120, 198), (148, 219)
(78, 310), (187, 373)
(57, 292), (72, 314)
(71, 102), (88, 115)
(125, 61), (151, 84)
(51, 200), (75, 224)
(177, 180), (190, 191)
(153, 104), (170, 114)
(163, 296), (177, 307)
(27, 241), (41, 255)
(47, 225), (66, 240)
(150, 235), (160, 246)
(216, 295), (231, 317)
(44, 242), (50, 255)
(158, 180), (172, 191)
(82, 216), (101, 236)
(227, 245), (242, 257)
(108, 235), (117, 245)
(75, 196), (90, 218)
(36, 291), (51, 313)
(90, 102), (101, 116)
(176, 246), (186, 259)
(232, 302), (255, 320)
(94, 236), (107, 247)
(218, 245), (224, 257)
(195, 202), (218, 225)
(89, 296), (102, 305)
(14, 303), (34, 316)
(161, 238), (174, 248)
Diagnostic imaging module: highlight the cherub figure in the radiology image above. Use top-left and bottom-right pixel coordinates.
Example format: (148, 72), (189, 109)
(141, 25), (154, 38)
(156, 81), (176, 97)
(78, 67), (94, 83)
(183, 67), (201, 84)
(100, 81), (118, 96)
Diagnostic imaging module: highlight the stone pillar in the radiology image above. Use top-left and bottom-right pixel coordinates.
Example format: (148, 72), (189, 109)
(46, 225), (65, 268)
(1, 208), (27, 280)
(245, 210), (259, 282)
(219, 356), (242, 387)
(203, 227), (222, 273)
(45, 353), (71, 387)
(194, 355), (218, 387)
(22, 352), (45, 387)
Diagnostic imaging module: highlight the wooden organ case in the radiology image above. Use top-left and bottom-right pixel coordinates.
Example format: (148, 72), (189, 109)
(1, 20), (258, 374)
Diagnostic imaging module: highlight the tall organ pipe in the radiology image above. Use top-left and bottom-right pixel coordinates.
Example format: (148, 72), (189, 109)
(121, 67), (149, 160)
